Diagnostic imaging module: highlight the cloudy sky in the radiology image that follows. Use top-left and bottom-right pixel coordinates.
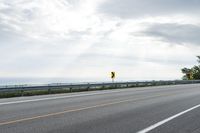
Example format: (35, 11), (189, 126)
(0, 0), (200, 82)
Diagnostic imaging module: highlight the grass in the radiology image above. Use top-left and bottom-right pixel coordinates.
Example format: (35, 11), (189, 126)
(0, 89), (70, 98)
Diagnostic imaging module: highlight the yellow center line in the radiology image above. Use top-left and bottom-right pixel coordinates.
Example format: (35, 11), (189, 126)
(0, 93), (171, 126)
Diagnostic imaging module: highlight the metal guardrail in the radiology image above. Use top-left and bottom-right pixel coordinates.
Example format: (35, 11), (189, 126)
(0, 80), (200, 93)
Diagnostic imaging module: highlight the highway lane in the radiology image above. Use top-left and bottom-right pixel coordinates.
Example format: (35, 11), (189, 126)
(0, 84), (200, 133)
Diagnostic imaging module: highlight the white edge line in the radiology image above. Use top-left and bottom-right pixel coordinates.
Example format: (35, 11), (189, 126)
(137, 104), (200, 133)
(0, 89), (133, 106)
(0, 85), (192, 106)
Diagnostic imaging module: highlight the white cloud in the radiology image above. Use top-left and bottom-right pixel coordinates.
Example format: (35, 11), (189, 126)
(99, 0), (200, 18)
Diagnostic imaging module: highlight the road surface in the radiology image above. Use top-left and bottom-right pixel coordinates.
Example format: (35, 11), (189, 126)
(0, 84), (200, 133)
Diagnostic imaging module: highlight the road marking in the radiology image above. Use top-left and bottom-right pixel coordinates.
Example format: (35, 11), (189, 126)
(0, 84), (197, 106)
(137, 104), (200, 133)
(0, 86), (167, 106)
(1, 84), (191, 106)
(0, 94), (170, 126)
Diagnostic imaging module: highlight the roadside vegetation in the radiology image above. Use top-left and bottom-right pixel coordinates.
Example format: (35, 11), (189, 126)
(182, 56), (200, 80)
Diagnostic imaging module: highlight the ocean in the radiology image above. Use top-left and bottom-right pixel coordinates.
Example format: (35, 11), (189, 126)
(0, 77), (100, 86)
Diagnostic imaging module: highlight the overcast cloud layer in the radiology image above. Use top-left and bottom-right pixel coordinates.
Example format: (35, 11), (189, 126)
(100, 0), (200, 18)
(0, 0), (200, 82)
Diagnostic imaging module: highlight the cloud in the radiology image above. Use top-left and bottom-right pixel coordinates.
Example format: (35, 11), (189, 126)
(141, 23), (200, 45)
(0, 0), (200, 81)
(99, 0), (200, 18)
(0, 0), (104, 40)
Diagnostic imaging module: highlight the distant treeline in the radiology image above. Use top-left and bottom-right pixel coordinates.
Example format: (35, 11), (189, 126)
(182, 56), (200, 80)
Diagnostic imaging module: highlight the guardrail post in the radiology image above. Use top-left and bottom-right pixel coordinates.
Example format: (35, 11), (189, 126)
(48, 88), (51, 94)
(21, 88), (24, 96)
(102, 83), (105, 89)
(135, 82), (138, 87)
(114, 83), (117, 88)
(87, 83), (90, 91)
(69, 87), (72, 92)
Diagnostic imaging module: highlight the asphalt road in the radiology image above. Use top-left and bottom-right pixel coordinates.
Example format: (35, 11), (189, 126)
(1, 84), (200, 133)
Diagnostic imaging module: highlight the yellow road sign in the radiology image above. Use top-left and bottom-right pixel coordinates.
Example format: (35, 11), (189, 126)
(111, 72), (115, 79)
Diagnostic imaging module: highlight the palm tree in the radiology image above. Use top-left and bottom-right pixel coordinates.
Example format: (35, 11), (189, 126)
(181, 68), (192, 80)
(191, 66), (200, 79)
(197, 56), (200, 63)
(181, 68), (191, 74)
(181, 56), (200, 80)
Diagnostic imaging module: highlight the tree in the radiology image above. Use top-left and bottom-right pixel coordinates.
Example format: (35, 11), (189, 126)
(181, 68), (192, 80)
(191, 66), (200, 79)
(197, 56), (200, 63)
(181, 56), (200, 80)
